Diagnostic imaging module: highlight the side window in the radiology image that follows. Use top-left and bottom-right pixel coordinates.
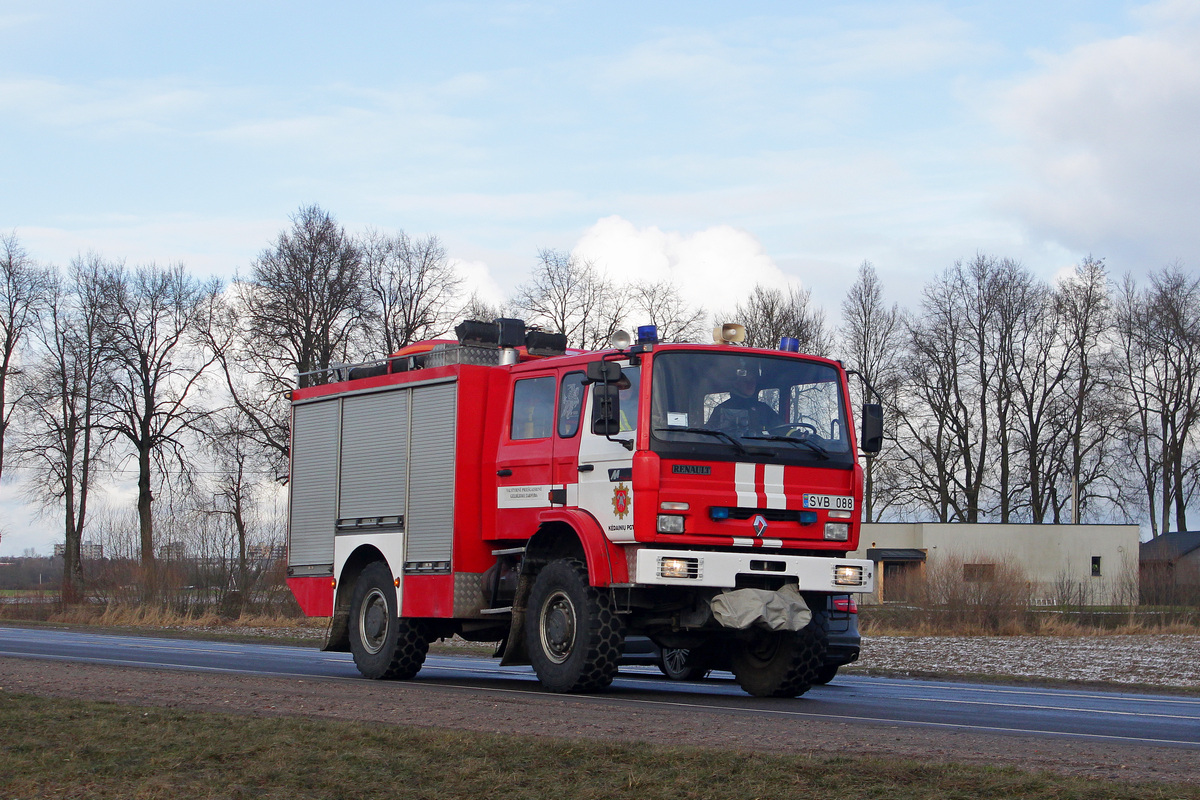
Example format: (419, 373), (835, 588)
(511, 376), (556, 440)
(617, 365), (640, 432)
(557, 372), (587, 438)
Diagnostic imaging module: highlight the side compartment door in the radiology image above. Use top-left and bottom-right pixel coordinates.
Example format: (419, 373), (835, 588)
(406, 382), (457, 567)
(289, 399), (340, 577)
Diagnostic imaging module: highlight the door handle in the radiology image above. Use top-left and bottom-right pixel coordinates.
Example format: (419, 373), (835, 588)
(577, 464), (594, 472)
(496, 469), (513, 477)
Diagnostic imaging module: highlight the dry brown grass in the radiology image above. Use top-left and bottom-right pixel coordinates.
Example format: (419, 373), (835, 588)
(859, 551), (1200, 636)
(4, 693), (1197, 799)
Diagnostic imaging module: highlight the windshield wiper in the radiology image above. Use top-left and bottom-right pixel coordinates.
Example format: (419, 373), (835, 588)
(655, 426), (764, 456)
(743, 434), (830, 460)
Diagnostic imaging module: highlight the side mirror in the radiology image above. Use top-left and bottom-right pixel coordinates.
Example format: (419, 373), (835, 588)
(592, 383), (621, 435)
(860, 403), (884, 454)
(585, 360), (621, 383)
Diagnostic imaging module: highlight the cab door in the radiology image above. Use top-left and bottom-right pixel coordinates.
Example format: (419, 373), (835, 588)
(494, 374), (557, 536)
(575, 363), (639, 542)
(551, 370), (588, 504)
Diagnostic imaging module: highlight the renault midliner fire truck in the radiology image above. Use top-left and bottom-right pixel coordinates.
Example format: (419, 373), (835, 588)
(286, 319), (882, 697)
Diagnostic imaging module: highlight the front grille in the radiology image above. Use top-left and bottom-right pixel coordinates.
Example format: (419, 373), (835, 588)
(725, 507), (806, 523)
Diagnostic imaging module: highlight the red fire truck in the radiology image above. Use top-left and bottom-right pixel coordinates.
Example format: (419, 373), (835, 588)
(285, 319), (881, 697)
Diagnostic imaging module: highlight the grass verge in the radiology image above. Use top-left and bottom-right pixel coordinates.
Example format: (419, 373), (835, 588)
(2, 693), (1196, 800)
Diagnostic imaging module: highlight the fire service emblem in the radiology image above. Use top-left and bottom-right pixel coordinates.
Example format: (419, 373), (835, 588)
(611, 482), (631, 519)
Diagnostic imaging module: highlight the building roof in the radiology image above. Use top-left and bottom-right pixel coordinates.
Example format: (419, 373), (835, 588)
(866, 548), (927, 562)
(1140, 531), (1200, 562)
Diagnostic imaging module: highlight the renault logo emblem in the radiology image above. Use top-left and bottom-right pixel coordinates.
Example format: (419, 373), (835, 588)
(752, 514), (768, 537)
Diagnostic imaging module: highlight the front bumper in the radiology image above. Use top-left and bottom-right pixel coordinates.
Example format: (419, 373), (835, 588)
(634, 549), (875, 593)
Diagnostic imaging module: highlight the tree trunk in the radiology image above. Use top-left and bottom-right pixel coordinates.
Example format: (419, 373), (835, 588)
(137, 445), (157, 600)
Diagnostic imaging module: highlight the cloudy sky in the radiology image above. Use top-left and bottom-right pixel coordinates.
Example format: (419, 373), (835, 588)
(3, 1), (1199, 553)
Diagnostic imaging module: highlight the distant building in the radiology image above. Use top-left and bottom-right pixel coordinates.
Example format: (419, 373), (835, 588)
(53, 543), (105, 560)
(158, 541), (186, 561)
(853, 523), (1141, 605)
(246, 543), (286, 562)
(1139, 531), (1200, 604)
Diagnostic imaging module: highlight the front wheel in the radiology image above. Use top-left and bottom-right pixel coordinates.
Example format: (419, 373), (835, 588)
(812, 664), (840, 685)
(349, 562), (428, 680)
(526, 558), (625, 693)
(729, 624), (827, 697)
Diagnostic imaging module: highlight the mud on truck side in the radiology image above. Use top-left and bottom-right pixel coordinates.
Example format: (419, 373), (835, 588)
(285, 320), (880, 697)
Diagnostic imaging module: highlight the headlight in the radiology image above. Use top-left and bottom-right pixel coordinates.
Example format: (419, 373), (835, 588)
(834, 564), (864, 586)
(657, 514), (685, 534)
(659, 556), (699, 579)
(824, 522), (849, 541)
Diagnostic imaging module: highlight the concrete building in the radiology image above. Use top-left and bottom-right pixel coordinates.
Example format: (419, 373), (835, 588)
(852, 523), (1141, 605)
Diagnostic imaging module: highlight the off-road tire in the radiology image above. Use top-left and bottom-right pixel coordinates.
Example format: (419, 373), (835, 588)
(659, 648), (710, 681)
(812, 664), (840, 685)
(349, 562), (428, 680)
(729, 622), (827, 698)
(526, 558), (625, 693)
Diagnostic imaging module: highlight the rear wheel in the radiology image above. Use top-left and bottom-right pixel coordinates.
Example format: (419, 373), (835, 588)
(349, 562), (428, 680)
(527, 558), (625, 693)
(729, 624), (827, 698)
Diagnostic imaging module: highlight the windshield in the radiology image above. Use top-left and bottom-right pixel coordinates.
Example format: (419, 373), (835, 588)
(650, 350), (852, 466)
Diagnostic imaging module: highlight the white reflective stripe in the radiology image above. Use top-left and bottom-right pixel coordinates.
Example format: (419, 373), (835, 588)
(734, 462), (757, 507)
(761, 539), (783, 548)
(497, 485), (553, 509)
(763, 464), (786, 509)
(731, 537), (756, 547)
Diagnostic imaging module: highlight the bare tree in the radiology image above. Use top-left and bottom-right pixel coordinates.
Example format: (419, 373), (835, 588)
(361, 228), (462, 356)
(97, 261), (221, 599)
(1051, 257), (1117, 523)
(200, 407), (271, 602)
(212, 206), (367, 471)
(728, 284), (832, 355)
(1113, 266), (1200, 535)
(1, 232), (52, 481)
(458, 292), (507, 325)
(245, 205), (367, 387)
(838, 261), (904, 520)
(514, 249), (629, 349)
(629, 280), (707, 343)
(17, 256), (112, 602)
(894, 256), (1017, 523)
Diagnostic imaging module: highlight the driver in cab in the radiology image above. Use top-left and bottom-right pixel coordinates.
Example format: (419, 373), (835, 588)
(708, 367), (780, 436)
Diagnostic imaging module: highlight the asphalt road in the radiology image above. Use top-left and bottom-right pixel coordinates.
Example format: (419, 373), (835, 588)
(2, 625), (1198, 750)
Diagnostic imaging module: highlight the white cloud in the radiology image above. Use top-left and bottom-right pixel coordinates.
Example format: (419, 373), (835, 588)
(572, 215), (795, 318)
(451, 257), (507, 309)
(996, 3), (1200, 266)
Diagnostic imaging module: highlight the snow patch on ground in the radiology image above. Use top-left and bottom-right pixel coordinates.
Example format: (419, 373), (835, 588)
(856, 634), (1200, 687)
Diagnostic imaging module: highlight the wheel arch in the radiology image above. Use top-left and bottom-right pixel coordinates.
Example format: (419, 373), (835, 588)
(497, 513), (624, 667)
(529, 510), (628, 586)
(323, 544), (391, 653)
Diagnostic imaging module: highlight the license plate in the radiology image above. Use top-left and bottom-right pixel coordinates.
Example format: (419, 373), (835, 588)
(802, 494), (854, 511)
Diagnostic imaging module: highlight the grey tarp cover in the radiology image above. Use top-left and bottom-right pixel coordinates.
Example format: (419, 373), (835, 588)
(709, 584), (812, 631)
